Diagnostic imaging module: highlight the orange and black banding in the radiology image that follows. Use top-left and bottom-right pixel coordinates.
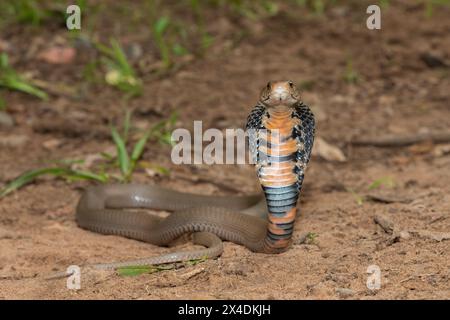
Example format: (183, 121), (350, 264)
(246, 81), (315, 254)
(258, 108), (301, 252)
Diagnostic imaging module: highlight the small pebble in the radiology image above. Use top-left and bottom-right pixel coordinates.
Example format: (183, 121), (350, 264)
(38, 46), (76, 64)
(399, 230), (411, 240)
(335, 287), (355, 297)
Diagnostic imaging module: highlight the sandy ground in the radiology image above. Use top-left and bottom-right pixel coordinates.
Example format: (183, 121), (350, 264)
(0, 1), (449, 299)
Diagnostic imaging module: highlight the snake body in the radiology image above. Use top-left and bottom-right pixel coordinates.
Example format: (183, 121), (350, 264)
(73, 81), (315, 271)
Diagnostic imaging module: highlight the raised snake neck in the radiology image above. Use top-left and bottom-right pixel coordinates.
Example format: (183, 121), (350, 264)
(47, 81), (315, 277)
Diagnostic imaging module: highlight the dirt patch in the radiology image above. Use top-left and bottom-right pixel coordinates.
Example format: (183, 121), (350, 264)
(0, 1), (449, 299)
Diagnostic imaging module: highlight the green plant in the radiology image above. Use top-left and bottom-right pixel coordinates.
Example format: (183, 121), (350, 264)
(111, 111), (178, 182)
(379, 0), (390, 9)
(117, 264), (176, 277)
(146, 2), (217, 69)
(0, 112), (178, 197)
(151, 16), (193, 69)
(0, 167), (108, 198)
(424, 0), (450, 18)
(368, 176), (395, 190)
(82, 59), (102, 84)
(346, 187), (364, 205)
(221, 0), (279, 19)
(292, 0), (335, 15)
(153, 16), (172, 69)
(0, 53), (48, 103)
(148, 111), (179, 146)
(188, 0), (215, 55)
(343, 58), (359, 84)
(4, 0), (47, 26)
(306, 232), (318, 244)
(117, 255), (207, 277)
(97, 39), (142, 98)
(0, 0), (75, 27)
(311, 0), (325, 15)
(185, 255), (208, 266)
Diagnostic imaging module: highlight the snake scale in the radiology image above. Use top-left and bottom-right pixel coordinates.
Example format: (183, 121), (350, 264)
(52, 81), (315, 275)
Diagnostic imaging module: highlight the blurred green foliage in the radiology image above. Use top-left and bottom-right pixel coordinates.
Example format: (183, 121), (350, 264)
(424, 0), (450, 17)
(343, 57), (359, 84)
(97, 39), (143, 98)
(0, 111), (177, 197)
(2, 0), (51, 26)
(0, 0), (448, 99)
(0, 53), (48, 105)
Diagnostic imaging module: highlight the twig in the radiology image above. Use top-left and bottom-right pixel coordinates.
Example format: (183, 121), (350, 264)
(428, 215), (447, 225)
(350, 131), (450, 147)
(365, 193), (413, 204)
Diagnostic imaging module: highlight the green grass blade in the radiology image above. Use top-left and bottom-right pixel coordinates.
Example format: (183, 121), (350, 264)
(131, 130), (151, 162)
(65, 170), (109, 183)
(368, 176), (395, 190)
(0, 167), (106, 198)
(1, 78), (48, 100)
(117, 264), (175, 277)
(154, 16), (170, 35)
(346, 187), (364, 206)
(117, 266), (153, 277)
(100, 152), (114, 160)
(153, 17), (171, 68)
(0, 168), (65, 197)
(0, 53), (48, 100)
(95, 42), (114, 58)
(185, 255), (208, 266)
(97, 40), (141, 97)
(110, 39), (134, 76)
(167, 111), (179, 127)
(111, 126), (130, 178)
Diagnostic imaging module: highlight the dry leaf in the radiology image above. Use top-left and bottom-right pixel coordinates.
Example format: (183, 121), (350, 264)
(312, 137), (346, 162)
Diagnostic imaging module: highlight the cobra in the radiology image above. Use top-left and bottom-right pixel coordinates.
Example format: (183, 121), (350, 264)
(55, 81), (315, 273)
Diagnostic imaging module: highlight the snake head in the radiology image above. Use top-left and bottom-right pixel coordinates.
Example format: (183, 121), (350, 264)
(260, 80), (300, 107)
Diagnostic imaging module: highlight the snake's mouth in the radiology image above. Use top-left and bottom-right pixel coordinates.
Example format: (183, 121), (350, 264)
(263, 94), (298, 107)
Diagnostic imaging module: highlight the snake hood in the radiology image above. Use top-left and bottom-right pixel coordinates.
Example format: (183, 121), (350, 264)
(260, 80), (300, 107)
(246, 80), (315, 252)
